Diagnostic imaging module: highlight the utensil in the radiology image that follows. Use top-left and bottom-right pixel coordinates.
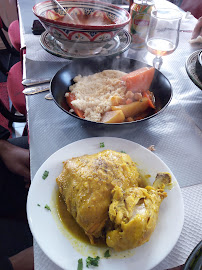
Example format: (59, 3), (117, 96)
(45, 93), (53, 100)
(146, 8), (182, 70)
(23, 83), (50, 95)
(51, 0), (74, 22)
(50, 56), (172, 124)
(22, 78), (51, 87)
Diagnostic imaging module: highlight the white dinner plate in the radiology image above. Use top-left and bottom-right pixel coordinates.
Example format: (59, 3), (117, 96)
(27, 137), (184, 270)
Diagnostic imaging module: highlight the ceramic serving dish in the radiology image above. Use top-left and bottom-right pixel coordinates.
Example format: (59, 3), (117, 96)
(33, 0), (130, 52)
(50, 56), (172, 125)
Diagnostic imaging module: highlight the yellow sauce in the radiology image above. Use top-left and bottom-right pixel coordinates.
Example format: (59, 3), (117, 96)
(55, 172), (152, 246)
(55, 171), (172, 253)
(56, 191), (107, 247)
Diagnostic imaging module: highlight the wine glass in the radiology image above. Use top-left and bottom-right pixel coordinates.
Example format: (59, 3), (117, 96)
(146, 8), (182, 70)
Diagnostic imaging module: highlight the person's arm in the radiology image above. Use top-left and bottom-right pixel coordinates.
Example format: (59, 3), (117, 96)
(9, 247), (34, 270)
(192, 16), (202, 39)
(0, 139), (30, 180)
(0, 247), (34, 270)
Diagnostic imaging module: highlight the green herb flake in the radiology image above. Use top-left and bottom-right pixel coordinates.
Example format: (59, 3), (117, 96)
(37, 204), (41, 207)
(100, 142), (105, 148)
(44, 204), (51, 211)
(86, 256), (100, 268)
(104, 249), (111, 258)
(42, 170), (49, 180)
(77, 258), (83, 270)
(120, 150), (126, 153)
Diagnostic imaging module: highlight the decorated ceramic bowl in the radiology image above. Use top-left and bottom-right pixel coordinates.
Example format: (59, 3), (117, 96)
(33, 0), (130, 52)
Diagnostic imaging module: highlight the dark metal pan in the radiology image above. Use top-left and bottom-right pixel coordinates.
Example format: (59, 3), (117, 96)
(50, 56), (172, 125)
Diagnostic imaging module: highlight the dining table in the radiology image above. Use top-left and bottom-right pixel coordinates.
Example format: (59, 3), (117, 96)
(17, 0), (202, 269)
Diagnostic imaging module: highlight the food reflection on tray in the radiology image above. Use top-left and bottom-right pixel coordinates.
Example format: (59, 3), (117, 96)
(65, 67), (156, 123)
(56, 149), (172, 252)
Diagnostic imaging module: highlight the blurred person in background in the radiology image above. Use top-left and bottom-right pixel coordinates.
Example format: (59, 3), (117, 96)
(180, 0), (201, 19)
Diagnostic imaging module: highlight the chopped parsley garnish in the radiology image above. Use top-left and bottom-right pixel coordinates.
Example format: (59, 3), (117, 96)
(77, 258), (83, 270)
(44, 204), (51, 211)
(100, 142), (105, 148)
(120, 150), (126, 153)
(86, 256), (100, 268)
(104, 249), (111, 258)
(37, 204), (41, 207)
(42, 170), (49, 180)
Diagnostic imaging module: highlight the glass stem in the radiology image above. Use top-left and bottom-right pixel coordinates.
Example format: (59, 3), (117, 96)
(153, 56), (163, 70)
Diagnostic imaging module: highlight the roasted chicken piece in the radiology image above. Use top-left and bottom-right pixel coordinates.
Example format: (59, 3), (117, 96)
(56, 150), (140, 243)
(106, 173), (171, 251)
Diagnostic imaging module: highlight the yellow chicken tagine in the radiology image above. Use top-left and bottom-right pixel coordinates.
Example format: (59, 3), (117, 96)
(56, 150), (171, 251)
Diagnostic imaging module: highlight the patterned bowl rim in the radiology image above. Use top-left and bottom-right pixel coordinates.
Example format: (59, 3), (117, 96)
(32, 0), (131, 30)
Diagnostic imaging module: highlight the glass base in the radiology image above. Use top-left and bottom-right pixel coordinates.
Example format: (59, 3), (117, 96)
(153, 56), (163, 70)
